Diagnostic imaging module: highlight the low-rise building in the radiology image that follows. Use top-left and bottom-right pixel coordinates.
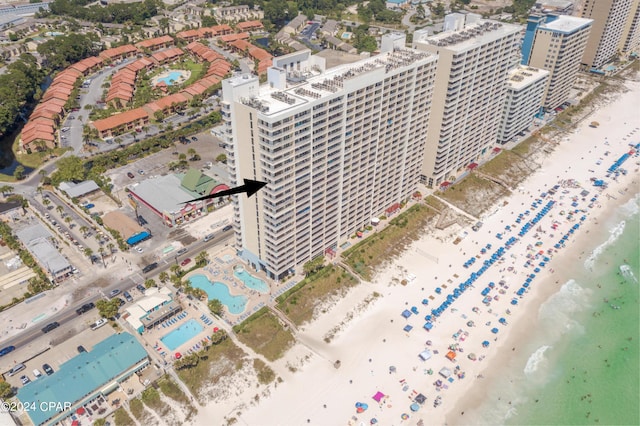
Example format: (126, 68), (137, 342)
(135, 34), (174, 51)
(124, 287), (181, 333)
(16, 332), (149, 426)
(15, 224), (73, 283)
(91, 107), (150, 139)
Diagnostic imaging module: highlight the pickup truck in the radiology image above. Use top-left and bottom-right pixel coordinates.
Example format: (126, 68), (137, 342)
(91, 318), (108, 330)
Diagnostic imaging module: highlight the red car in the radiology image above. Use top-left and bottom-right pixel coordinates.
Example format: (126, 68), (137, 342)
(180, 258), (191, 266)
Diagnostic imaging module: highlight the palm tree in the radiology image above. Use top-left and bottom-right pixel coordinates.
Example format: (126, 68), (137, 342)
(159, 271), (169, 283)
(84, 247), (94, 258)
(144, 278), (157, 288)
(0, 185), (12, 197)
(79, 225), (88, 237)
(64, 216), (72, 225)
(42, 198), (51, 208)
(56, 205), (64, 216)
(107, 242), (115, 254)
(195, 251), (209, 266)
(170, 264), (181, 276)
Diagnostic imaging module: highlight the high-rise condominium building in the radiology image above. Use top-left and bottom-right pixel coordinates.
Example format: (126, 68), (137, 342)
(619, 0), (640, 55)
(220, 41), (437, 280)
(522, 14), (592, 111)
(413, 14), (522, 188)
(580, 0), (634, 69)
(497, 65), (549, 144)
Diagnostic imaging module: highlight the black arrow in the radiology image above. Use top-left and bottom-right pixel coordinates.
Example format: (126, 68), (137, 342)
(181, 178), (267, 204)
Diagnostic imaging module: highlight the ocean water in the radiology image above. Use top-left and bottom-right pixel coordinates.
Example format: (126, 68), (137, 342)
(471, 193), (640, 425)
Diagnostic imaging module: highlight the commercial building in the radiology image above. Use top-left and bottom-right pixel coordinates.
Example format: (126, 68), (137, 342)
(128, 169), (229, 227)
(522, 14), (592, 110)
(580, 0), (635, 69)
(124, 287), (181, 333)
(16, 332), (149, 426)
(497, 65), (549, 143)
(413, 14), (522, 187)
(15, 224), (72, 283)
(221, 41), (437, 279)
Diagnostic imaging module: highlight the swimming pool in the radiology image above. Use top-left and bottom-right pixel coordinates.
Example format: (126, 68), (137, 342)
(189, 274), (247, 314)
(156, 71), (183, 86)
(160, 319), (203, 351)
(234, 266), (269, 293)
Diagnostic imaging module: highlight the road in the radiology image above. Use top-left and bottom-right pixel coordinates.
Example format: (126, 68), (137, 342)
(0, 230), (233, 349)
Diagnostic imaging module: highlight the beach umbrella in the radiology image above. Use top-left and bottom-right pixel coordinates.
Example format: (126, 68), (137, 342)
(467, 353), (477, 360)
(511, 299), (518, 305)
(491, 328), (499, 334)
(371, 419), (378, 425)
(467, 320), (475, 327)
(499, 318), (506, 324)
(425, 315), (432, 321)
(424, 322), (433, 330)
(422, 299), (429, 305)
(410, 403), (420, 412)
(482, 341), (490, 347)
(401, 413), (409, 420)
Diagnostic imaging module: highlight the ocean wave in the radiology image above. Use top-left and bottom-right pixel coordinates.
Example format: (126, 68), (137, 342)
(619, 192), (640, 217)
(538, 279), (589, 337)
(583, 220), (626, 270)
(524, 345), (552, 376)
(620, 264), (638, 283)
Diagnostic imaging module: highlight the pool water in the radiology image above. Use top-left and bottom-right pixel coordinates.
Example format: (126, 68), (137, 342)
(160, 319), (203, 351)
(189, 274), (247, 314)
(234, 266), (269, 293)
(157, 71), (182, 86)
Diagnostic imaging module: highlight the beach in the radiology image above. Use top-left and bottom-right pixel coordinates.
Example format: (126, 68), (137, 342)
(193, 78), (640, 425)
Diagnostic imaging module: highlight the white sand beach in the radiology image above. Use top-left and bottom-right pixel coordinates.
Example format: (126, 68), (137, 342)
(194, 79), (640, 425)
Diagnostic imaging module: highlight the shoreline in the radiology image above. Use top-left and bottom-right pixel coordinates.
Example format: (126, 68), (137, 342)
(194, 76), (640, 425)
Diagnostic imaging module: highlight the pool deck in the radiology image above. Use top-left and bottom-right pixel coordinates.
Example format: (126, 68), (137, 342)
(152, 69), (190, 87)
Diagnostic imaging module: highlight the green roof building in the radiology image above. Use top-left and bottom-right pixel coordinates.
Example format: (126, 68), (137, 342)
(17, 332), (149, 426)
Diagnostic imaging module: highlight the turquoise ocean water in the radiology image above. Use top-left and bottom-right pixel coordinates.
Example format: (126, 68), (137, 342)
(469, 193), (640, 425)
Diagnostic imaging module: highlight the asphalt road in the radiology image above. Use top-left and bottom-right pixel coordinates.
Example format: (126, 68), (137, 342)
(0, 230), (233, 350)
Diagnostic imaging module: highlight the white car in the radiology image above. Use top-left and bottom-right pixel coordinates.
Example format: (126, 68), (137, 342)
(91, 318), (108, 330)
(135, 247), (143, 253)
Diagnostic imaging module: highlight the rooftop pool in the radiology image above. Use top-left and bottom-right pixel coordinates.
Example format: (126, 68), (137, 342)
(234, 266), (269, 293)
(189, 274), (247, 314)
(160, 318), (203, 351)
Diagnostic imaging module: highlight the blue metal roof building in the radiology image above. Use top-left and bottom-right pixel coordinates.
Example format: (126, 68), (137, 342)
(17, 333), (149, 426)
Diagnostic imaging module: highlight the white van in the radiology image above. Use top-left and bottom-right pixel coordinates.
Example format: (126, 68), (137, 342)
(8, 363), (25, 376)
(33, 369), (43, 378)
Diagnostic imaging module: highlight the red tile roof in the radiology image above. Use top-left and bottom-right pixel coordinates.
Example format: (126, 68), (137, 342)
(143, 93), (189, 114)
(99, 44), (140, 60)
(236, 20), (264, 31)
(92, 107), (149, 132)
(135, 35), (174, 49)
(151, 47), (184, 63)
(220, 32), (249, 43)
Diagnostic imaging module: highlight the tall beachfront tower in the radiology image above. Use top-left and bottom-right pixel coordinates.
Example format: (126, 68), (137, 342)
(413, 14), (522, 188)
(521, 14), (592, 111)
(220, 42), (437, 280)
(580, 0), (635, 69)
(497, 65), (549, 144)
(619, 0), (640, 57)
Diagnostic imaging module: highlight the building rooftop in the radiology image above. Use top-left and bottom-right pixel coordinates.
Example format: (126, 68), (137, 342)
(416, 20), (521, 51)
(59, 180), (100, 198)
(129, 174), (195, 215)
(507, 65), (549, 90)
(229, 48), (436, 116)
(540, 15), (592, 33)
(17, 332), (148, 426)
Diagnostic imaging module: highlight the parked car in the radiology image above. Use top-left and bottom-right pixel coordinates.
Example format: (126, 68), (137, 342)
(203, 233), (214, 242)
(123, 291), (133, 302)
(33, 369), (43, 379)
(142, 262), (158, 273)
(135, 247), (143, 253)
(77, 345), (87, 353)
(138, 170), (144, 175)
(177, 248), (188, 255)
(41, 322), (60, 333)
(108, 289), (121, 298)
(116, 298), (125, 307)
(180, 258), (191, 266)
(8, 363), (25, 376)
(127, 172), (135, 179)
(136, 284), (146, 293)
(42, 364), (54, 375)
(222, 225), (233, 232)
(0, 345), (15, 356)
(20, 375), (30, 385)
(76, 302), (95, 315)
(91, 318), (108, 330)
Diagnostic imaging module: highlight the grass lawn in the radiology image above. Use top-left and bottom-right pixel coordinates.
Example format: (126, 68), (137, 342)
(424, 195), (447, 212)
(129, 398), (146, 421)
(276, 265), (359, 326)
(342, 203), (438, 281)
(159, 377), (191, 406)
(479, 150), (532, 186)
(511, 136), (539, 157)
(171, 59), (205, 86)
(233, 307), (295, 361)
(176, 335), (247, 402)
(113, 407), (133, 426)
(438, 174), (510, 217)
(253, 358), (276, 385)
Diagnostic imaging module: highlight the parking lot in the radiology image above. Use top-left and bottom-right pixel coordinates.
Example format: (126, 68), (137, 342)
(1, 319), (115, 390)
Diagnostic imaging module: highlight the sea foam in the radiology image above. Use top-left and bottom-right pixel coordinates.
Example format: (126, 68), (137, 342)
(524, 345), (552, 376)
(583, 220), (625, 270)
(538, 279), (589, 337)
(620, 264), (638, 283)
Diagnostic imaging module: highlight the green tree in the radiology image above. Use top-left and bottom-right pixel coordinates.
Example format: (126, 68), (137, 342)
(51, 155), (86, 185)
(14, 165), (25, 180)
(303, 255), (325, 277)
(0, 380), (13, 398)
(210, 328), (227, 344)
(174, 353), (199, 370)
(158, 271), (169, 283)
(144, 278), (157, 288)
(208, 299), (223, 316)
(195, 250), (209, 266)
(216, 153), (227, 163)
(96, 299), (119, 319)
(0, 185), (13, 196)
